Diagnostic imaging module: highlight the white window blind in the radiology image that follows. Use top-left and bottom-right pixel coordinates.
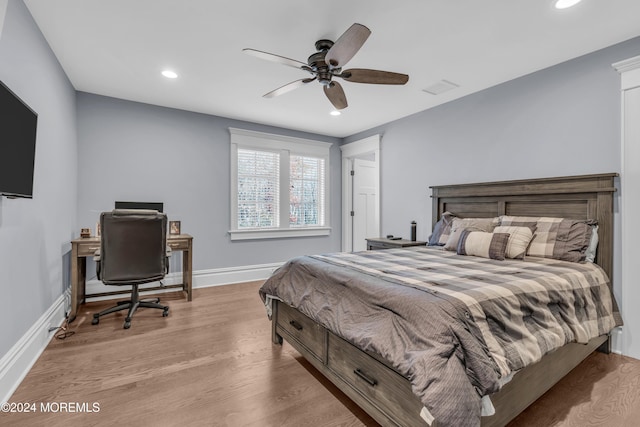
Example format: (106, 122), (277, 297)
(237, 148), (280, 229)
(289, 155), (325, 227)
(229, 128), (332, 240)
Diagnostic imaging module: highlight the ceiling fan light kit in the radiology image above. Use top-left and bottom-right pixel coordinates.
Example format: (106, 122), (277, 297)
(243, 23), (409, 110)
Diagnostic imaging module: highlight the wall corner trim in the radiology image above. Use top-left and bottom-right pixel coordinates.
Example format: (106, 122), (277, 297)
(0, 295), (66, 404)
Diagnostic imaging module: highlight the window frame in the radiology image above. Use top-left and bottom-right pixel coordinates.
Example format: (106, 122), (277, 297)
(229, 128), (332, 241)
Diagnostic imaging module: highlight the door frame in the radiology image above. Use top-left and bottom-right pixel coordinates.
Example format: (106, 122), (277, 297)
(613, 54), (640, 357)
(340, 135), (380, 252)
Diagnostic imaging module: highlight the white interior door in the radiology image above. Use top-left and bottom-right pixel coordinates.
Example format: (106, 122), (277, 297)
(341, 135), (380, 252)
(352, 158), (378, 252)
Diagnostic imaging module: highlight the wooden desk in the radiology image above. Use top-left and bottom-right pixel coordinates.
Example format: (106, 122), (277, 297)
(70, 234), (193, 322)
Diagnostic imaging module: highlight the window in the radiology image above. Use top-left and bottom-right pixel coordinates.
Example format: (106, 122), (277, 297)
(237, 148), (280, 229)
(230, 128), (331, 240)
(289, 155), (325, 228)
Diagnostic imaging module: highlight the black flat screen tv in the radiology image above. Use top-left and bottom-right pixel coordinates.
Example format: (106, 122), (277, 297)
(0, 80), (38, 199)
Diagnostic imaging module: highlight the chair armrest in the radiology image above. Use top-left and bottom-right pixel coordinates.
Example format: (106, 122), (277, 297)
(165, 246), (172, 274)
(93, 249), (101, 279)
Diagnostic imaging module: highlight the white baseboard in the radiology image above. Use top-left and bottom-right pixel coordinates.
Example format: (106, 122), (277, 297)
(0, 294), (66, 404)
(610, 326), (623, 355)
(0, 262), (283, 402)
(84, 262), (283, 301)
(193, 262), (282, 289)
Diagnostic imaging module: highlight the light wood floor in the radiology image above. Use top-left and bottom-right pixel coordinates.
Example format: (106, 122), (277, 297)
(6, 281), (640, 427)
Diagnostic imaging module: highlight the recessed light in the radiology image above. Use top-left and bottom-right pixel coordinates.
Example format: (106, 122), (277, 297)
(330, 110), (341, 116)
(161, 70), (178, 79)
(555, 0), (582, 9)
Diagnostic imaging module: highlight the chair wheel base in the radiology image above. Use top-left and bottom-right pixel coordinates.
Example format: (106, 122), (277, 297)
(91, 285), (170, 329)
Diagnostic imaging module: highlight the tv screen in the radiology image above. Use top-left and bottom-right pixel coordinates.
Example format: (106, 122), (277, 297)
(0, 81), (38, 198)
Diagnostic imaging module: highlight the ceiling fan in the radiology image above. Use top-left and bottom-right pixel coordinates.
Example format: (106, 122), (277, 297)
(243, 23), (409, 110)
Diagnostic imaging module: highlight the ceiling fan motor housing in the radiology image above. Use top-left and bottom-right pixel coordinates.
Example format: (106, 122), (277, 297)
(308, 53), (330, 85)
(309, 40), (340, 86)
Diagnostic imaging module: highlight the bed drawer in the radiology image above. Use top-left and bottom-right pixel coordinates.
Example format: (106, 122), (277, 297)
(276, 303), (326, 362)
(327, 332), (424, 426)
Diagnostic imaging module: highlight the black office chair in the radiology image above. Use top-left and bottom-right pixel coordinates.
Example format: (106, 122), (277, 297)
(92, 209), (170, 329)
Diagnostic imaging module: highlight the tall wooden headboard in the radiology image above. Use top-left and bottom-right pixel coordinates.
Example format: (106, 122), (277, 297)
(430, 173), (618, 279)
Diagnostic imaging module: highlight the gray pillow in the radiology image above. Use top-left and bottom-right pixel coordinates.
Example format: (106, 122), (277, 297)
(428, 212), (457, 246)
(499, 215), (596, 262)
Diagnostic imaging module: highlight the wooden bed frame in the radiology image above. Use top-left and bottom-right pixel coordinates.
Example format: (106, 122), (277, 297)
(270, 173), (618, 427)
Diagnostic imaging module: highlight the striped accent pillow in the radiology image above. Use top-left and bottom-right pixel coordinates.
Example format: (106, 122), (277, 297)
(443, 217), (500, 251)
(456, 230), (510, 261)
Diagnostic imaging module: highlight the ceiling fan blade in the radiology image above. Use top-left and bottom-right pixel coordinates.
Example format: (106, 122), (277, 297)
(263, 78), (316, 98)
(243, 48), (308, 70)
(325, 23), (371, 68)
(341, 69), (409, 85)
(323, 81), (348, 110)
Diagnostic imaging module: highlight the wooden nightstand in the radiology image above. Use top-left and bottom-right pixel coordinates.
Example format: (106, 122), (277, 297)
(365, 237), (427, 250)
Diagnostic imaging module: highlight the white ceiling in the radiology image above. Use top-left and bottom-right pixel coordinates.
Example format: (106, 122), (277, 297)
(24, 0), (640, 138)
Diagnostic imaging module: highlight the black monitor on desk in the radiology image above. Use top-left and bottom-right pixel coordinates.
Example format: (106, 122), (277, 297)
(114, 201), (164, 212)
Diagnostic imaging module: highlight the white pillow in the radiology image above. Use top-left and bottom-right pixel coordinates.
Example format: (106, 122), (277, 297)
(493, 226), (534, 260)
(584, 225), (599, 262)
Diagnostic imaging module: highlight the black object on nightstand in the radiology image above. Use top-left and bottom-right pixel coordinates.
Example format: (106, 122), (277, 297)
(365, 237), (427, 250)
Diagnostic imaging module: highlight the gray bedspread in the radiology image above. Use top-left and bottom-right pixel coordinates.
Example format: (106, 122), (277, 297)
(259, 247), (621, 426)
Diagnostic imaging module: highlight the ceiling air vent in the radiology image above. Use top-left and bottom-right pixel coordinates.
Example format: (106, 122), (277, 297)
(422, 80), (459, 95)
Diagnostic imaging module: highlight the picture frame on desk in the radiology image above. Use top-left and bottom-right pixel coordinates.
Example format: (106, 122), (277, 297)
(169, 220), (181, 235)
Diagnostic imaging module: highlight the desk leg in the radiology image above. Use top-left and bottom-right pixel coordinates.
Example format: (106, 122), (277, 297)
(70, 249), (86, 322)
(183, 244), (193, 301)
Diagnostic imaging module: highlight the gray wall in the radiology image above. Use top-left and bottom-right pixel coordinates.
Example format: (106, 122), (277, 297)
(1, 0), (638, 369)
(344, 36), (640, 307)
(76, 93), (342, 272)
(0, 0), (77, 356)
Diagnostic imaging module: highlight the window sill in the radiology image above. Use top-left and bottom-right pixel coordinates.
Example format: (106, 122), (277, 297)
(229, 227), (332, 241)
